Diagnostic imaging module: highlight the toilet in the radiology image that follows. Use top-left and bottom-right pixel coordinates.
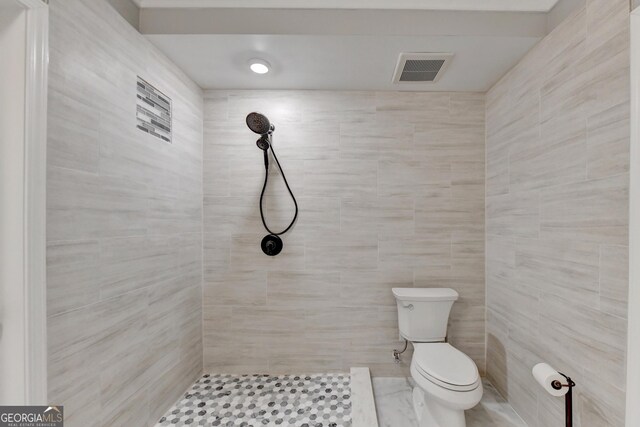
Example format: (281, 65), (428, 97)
(392, 288), (482, 427)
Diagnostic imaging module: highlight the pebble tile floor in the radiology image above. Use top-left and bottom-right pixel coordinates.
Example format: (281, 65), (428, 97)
(156, 373), (352, 427)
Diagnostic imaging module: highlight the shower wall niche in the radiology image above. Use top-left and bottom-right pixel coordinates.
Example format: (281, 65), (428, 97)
(202, 90), (486, 376)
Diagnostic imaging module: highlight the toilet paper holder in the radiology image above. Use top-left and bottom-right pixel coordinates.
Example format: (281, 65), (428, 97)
(551, 372), (576, 427)
(532, 363), (576, 427)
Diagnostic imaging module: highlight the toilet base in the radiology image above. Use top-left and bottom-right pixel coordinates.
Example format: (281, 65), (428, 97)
(412, 386), (467, 427)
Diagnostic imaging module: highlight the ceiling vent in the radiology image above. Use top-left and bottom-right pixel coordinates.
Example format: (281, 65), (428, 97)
(392, 53), (453, 84)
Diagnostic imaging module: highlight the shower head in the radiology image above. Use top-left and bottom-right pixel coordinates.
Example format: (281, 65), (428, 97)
(246, 112), (274, 135)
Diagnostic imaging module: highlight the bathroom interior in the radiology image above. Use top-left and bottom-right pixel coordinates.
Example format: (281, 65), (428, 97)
(0, 0), (638, 426)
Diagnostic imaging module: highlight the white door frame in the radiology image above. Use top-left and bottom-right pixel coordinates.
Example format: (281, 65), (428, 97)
(628, 9), (640, 427)
(14, 0), (48, 405)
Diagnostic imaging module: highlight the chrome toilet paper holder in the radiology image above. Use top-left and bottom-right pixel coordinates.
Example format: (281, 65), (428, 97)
(551, 373), (576, 427)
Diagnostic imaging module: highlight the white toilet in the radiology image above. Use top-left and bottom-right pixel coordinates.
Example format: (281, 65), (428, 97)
(392, 288), (482, 427)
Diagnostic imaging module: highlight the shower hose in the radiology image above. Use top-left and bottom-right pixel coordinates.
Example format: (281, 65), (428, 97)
(259, 142), (298, 236)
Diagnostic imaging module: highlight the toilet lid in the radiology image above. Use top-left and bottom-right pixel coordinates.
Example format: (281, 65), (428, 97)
(413, 343), (480, 392)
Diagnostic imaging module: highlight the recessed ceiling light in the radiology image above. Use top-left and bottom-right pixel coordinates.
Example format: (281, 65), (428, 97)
(249, 59), (270, 74)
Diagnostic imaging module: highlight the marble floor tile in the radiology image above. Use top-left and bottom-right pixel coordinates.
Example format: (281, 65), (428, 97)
(372, 377), (526, 427)
(372, 377), (416, 427)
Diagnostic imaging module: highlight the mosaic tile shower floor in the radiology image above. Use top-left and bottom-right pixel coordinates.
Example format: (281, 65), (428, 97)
(156, 373), (352, 427)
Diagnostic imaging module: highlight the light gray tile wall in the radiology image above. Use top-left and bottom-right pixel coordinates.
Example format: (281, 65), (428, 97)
(47, 1), (204, 426)
(485, 0), (630, 425)
(202, 90), (485, 376)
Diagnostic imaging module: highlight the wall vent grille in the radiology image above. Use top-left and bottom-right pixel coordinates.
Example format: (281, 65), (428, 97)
(136, 76), (172, 143)
(392, 53), (453, 84)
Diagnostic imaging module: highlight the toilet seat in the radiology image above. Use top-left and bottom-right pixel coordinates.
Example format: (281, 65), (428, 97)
(413, 343), (480, 392)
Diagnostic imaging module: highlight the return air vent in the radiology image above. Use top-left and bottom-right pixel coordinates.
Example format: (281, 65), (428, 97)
(392, 53), (454, 84)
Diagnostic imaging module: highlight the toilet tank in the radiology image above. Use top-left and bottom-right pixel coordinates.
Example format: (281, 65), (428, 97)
(392, 288), (458, 342)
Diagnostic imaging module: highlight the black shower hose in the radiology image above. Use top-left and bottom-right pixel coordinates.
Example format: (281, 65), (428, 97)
(259, 143), (298, 236)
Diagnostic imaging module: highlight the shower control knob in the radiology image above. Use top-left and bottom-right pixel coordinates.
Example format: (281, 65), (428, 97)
(261, 234), (283, 256)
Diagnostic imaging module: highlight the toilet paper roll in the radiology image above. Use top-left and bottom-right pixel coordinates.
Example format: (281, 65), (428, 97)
(532, 363), (568, 397)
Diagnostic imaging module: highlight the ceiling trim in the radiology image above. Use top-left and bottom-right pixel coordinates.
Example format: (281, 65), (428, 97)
(140, 8), (548, 37)
(136, 0), (560, 13)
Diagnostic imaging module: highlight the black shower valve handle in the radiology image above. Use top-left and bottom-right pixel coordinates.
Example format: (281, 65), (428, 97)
(261, 234), (283, 256)
(266, 241), (276, 254)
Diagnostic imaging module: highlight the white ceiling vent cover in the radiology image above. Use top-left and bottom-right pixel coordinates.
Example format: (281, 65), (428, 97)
(392, 53), (454, 84)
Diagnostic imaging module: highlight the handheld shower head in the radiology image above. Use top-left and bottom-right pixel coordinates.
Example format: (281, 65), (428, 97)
(246, 112), (274, 135)
(246, 110), (298, 256)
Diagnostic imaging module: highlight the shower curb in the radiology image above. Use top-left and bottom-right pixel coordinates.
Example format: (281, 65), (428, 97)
(351, 367), (379, 427)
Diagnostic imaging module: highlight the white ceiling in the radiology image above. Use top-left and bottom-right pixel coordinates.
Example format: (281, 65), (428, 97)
(146, 34), (539, 91)
(139, 1), (559, 91)
(134, 0), (560, 12)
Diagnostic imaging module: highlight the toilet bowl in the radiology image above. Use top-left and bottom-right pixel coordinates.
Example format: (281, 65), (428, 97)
(410, 343), (482, 427)
(392, 288), (483, 427)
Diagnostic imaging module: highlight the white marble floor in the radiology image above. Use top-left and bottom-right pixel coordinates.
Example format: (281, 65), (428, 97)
(372, 377), (527, 427)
